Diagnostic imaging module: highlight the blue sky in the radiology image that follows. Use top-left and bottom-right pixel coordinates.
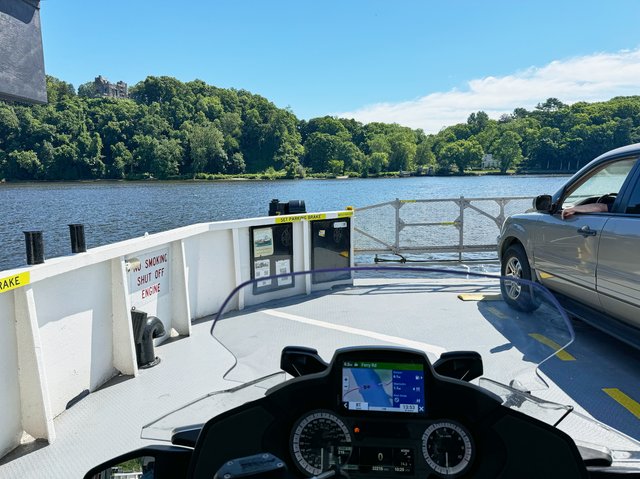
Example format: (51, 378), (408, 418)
(41, 1), (640, 132)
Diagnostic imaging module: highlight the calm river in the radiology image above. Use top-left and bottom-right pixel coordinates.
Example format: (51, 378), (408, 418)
(0, 175), (569, 272)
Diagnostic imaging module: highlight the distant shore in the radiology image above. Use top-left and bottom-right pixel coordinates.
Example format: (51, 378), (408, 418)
(0, 170), (573, 184)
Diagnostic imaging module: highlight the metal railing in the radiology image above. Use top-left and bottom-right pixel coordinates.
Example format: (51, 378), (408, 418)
(354, 196), (535, 263)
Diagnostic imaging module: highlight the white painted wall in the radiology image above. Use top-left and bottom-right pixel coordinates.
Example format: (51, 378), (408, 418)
(184, 230), (236, 319)
(0, 291), (21, 458)
(0, 211), (354, 459)
(34, 263), (115, 416)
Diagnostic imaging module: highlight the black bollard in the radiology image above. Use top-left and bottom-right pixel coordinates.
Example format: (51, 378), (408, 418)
(24, 231), (45, 265)
(268, 199), (281, 216)
(69, 224), (86, 253)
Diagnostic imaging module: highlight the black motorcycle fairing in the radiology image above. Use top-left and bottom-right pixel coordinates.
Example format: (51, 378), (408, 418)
(188, 346), (588, 479)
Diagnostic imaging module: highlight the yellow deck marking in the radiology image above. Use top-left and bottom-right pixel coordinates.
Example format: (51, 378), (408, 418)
(0, 272), (30, 294)
(486, 306), (508, 319)
(539, 271), (554, 279)
(529, 333), (576, 361)
(603, 388), (640, 420)
(457, 293), (502, 301)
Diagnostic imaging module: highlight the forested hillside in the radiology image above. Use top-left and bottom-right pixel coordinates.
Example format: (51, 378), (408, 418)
(1, 75), (640, 181)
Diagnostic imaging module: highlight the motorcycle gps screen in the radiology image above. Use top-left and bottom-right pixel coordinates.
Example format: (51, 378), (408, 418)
(341, 361), (425, 414)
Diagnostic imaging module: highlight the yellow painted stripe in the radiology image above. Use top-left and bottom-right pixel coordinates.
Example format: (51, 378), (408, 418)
(486, 306), (508, 319)
(457, 293), (502, 301)
(400, 199), (416, 203)
(529, 333), (576, 361)
(275, 213), (328, 224)
(275, 215), (302, 224)
(603, 388), (640, 420)
(0, 272), (30, 294)
(338, 210), (353, 217)
(539, 271), (554, 279)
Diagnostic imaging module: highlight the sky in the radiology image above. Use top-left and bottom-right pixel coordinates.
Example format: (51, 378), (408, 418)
(40, 0), (640, 133)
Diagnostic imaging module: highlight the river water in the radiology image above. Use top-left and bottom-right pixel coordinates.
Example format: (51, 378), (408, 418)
(0, 175), (569, 272)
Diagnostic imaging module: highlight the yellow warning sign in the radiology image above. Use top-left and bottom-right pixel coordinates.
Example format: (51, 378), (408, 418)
(0, 272), (30, 293)
(275, 213), (328, 224)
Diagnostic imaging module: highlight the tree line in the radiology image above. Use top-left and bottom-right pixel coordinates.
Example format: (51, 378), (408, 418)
(2, 75), (640, 181)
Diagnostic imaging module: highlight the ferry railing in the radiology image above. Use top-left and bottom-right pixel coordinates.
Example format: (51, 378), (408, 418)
(353, 196), (535, 263)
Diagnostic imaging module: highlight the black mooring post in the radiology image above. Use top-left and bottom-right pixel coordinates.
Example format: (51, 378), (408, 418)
(69, 224), (86, 253)
(24, 231), (45, 265)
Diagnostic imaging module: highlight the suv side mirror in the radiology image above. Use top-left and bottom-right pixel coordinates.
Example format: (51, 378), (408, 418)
(534, 194), (552, 212)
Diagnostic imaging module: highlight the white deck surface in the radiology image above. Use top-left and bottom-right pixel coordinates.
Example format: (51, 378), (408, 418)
(2, 278), (640, 478)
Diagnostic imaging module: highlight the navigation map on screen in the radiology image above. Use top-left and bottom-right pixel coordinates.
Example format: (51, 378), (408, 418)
(341, 361), (425, 413)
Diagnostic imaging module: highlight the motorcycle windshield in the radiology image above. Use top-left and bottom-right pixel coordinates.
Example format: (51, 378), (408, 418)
(142, 267), (575, 441)
(211, 267), (573, 392)
(142, 266), (640, 461)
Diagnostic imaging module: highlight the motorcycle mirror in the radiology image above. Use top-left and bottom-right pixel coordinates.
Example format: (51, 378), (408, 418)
(280, 346), (329, 377)
(83, 445), (191, 479)
(433, 351), (483, 382)
(534, 194), (552, 212)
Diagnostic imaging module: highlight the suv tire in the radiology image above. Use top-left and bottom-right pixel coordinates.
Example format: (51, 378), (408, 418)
(500, 243), (540, 312)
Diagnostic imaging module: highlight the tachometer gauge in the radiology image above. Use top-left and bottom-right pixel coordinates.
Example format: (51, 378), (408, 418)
(290, 410), (353, 476)
(422, 421), (473, 478)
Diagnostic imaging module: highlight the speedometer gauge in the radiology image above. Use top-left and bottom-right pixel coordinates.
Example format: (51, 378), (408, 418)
(290, 410), (353, 476)
(422, 421), (473, 478)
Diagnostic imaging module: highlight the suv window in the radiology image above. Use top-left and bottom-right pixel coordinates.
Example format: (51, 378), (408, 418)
(625, 175), (640, 214)
(563, 157), (638, 208)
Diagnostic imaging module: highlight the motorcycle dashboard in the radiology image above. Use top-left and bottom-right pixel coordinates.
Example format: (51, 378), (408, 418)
(191, 346), (589, 479)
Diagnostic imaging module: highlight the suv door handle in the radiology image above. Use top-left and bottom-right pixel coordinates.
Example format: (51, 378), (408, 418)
(577, 225), (597, 237)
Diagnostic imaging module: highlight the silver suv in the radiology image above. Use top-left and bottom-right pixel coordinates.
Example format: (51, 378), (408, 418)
(498, 143), (640, 345)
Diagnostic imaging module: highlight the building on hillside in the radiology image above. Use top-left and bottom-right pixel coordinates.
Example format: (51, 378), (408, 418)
(481, 154), (499, 169)
(94, 75), (128, 98)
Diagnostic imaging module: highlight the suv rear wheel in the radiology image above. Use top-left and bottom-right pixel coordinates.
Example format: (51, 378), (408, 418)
(501, 244), (540, 312)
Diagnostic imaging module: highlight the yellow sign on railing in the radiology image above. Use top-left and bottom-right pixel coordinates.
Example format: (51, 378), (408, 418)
(275, 213), (327, 224)
(0, 272), (30, 293)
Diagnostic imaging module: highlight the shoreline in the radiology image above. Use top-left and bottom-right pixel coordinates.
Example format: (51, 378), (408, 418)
(0, 171), (573, 185)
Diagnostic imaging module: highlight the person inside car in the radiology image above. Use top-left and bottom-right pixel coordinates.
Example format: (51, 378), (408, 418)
(561, 202), (609, 219)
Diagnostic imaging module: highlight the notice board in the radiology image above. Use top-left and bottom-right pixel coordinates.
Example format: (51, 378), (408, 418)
(250, 223), (294, 294)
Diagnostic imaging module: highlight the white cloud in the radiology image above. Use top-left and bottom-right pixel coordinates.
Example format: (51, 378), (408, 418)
(336, 49), (640, 133)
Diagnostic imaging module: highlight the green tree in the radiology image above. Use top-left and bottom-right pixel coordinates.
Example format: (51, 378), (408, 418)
(387, 133), (417, 171)
(5, 150), (43, 179)
(439, 139), (483, 174)
(77, 82), (97, 98)
(153, 138), (183, 179)
(110, 142), (132, 178)
(492, 131), (523, 173)
(367, 152), (389, 174)
(327, 159), (345, 176)
(415, 142), (436, 169)
(0, 105), (19, 146)
(187, 123), (227, 175)
(303, 132), (340, 172)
